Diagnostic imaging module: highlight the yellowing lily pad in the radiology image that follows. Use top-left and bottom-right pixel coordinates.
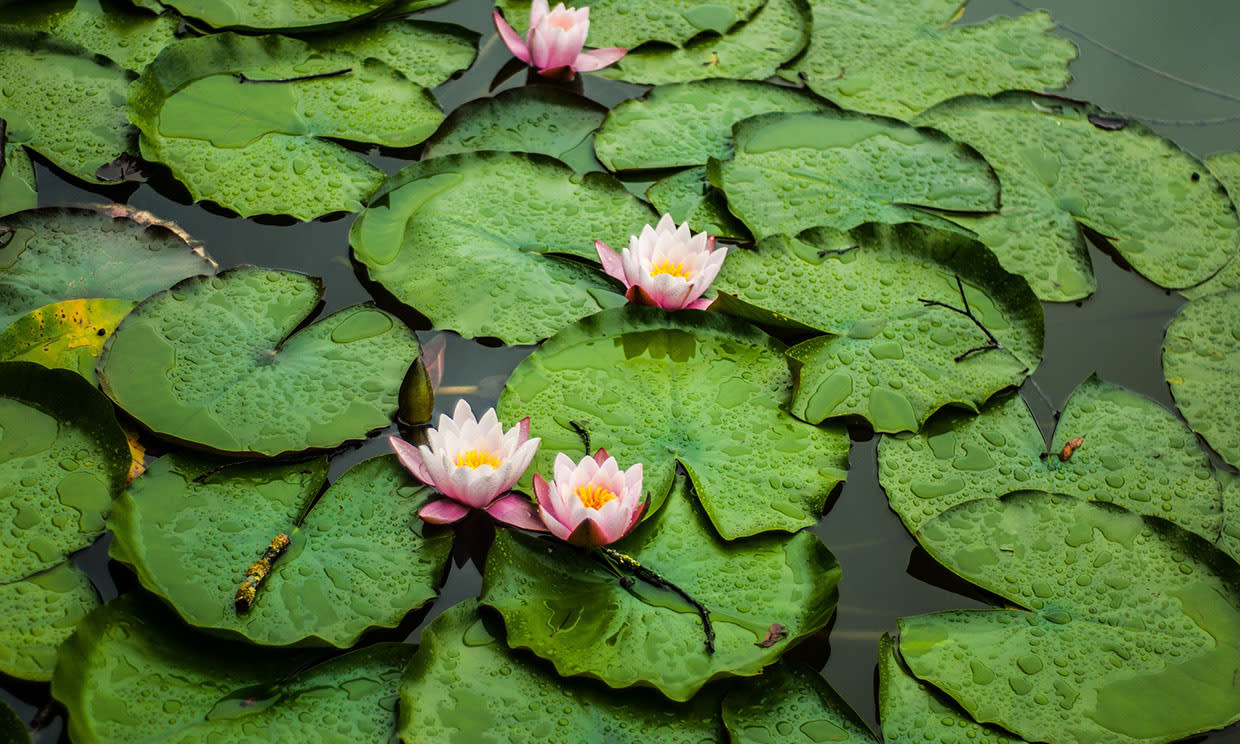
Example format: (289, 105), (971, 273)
(0, 299), (136, 384)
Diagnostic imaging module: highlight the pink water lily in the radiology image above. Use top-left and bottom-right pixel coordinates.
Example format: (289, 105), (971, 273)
(533, 449), (645, 548)
(390, 400), (543, 530)
(493, 0), (627, 79)
(595, 214), (728, 311)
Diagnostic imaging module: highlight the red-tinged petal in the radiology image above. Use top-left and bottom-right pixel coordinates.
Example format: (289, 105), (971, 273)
(486, 493), (549, 531)
(533, 473), (553, 509)
(626, 284), (660, 307)
(390, 436), (435, 487)
(493, 11), (531, 63)
(592, 447), (610, 465)
(419, 499), (470, 524)
(516, 416), (531, 446)
(595, 240), (627, 283)
(624, 497), (648, 533)
(685, 297), (715, 311)
(535, 63), (576, 80)
(574, 46), (627, 72)
(566, 518), (611, 548)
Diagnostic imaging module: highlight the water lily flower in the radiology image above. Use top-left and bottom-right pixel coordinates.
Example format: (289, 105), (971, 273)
(390, 400), (543, 530)
(595, 214), (728, 311)
(493, 0), (627, 79)
(533, 449), (645, 548)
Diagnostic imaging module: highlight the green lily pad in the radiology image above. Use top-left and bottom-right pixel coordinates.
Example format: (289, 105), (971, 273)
(496, 0), (765, 49)
(497, 306), (850, 539)
(594, 80), (830, 172)
(110, 453), (451, 647)
(97, 266), (422, 456)
(0, 141), (37, 218)
(879, 376), (1224, 540)
(0, 0), (179, 72)
(1163, 289), (1240, 469)
(2, 563), (100, 682)
(646, 167), (750, 240)
(400, 600), (724, 743)
(710, 111), (999, 241)
(915, 92), (1240, 301)
(481, 475), (841, 701)
(898, 491), (1240, 744)
(0, 29), (134, 185)
(302, 19), (477, 88)
(595, 0), (810, 85)
(713, 223), (1042, 433)
(52, 594), (413, 744)
(1219, 470), (1240, 563)
(0, 698), (29, 744)
(422, 87), (607, 174)
(157, 0), (396, 31)
(781, 0), (1075, 120)
(0, 206), (214, 331)
(350, 151), (654, 345)
(0, 299), (137, 384)
(129, 33), (454, 220)
(1183, 152), (1240, 298)
(722, 663), (878, 743)
(877, 633), (1024, 744)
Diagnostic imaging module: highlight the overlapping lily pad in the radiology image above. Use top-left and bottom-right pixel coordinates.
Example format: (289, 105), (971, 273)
(110, 453), (451, 647)
(52, 594), (412, 744)
(1163, 289), (1240, 469)
(722, 663), (877, 743)
(351, 151), (654, 345)
(155, 0), (406, 32)
(0, 29), (134, 185)
(782, 0), (1075, 119)
(129, 32), (462, 219)
(481, 476), (841, 701)
(400, 600), (724, 743)
(2, 563), (100, 682)
(709, 111), (999, 241)
(0, 0), (179, 72)
(302, 19), (477, 87)
(915, 92), (1240, 301)
(495, 0), (765, 48)
(497, 306), (850, 538)
(0, 142), (37, 217)
(646, 167), (750, 240)
(0, 299), (136, 384)
(879, 376), (1224, 540)
(898, 491), (1240, 744)
(97, 267), (422, 456)
(1219, 471), (1240, 563)
(713, 223), (1042, 432)
(1184, 152), (1240, 298)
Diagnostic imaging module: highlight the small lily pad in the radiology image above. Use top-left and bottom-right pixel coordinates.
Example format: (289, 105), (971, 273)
(646, 167), (750, 240)
(97, 266), (422, 457)
(156, 0), (398, 31)
(0, 698), (29, 744)
(1163, 289), (1240, 469)
(722, 662), (878, 743)
(52, 594), (412, 744)
(0, 0), (180, 72)
(496, 0), (765, 49)
(498, 306), (850, 539)
(481, 475), (841, 701)
(0, 299), (136, 384)
(0, 141), (37, 218)
(400, 600), (724, 743)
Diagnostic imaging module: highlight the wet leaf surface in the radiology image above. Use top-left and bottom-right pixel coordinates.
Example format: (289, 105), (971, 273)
(0, 299), (136, 383)
(1163, 289), (1240, 469)
(0, 0), (179, 72)
(722, 662), (878, 743)
(156, 0), (409, 32)
(0, 141), (37, 218)
(495, 0), (765, 49)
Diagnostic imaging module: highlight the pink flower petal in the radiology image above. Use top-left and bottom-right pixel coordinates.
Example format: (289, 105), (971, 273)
(516, 416), (531, 447)
(574, 47), (627, 72)
(595, 241), (627, 283)
(566, 518), (612, 548)
(530, 0), (550, 28)
(419, 499), (470, 524)
(592, 448), (610, 465)
(625, 497), (647, 533)
(486, 493), (549, 531)
(685, 296), (715, 311)
(390, 436), (435, 487)
(493, 11), (531, 64)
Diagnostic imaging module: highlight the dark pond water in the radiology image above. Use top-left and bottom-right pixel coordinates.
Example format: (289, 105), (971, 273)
(3, 0), (1240, 740)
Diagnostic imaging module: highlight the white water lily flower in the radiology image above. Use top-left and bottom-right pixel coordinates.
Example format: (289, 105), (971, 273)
(595, 214), (728, 311)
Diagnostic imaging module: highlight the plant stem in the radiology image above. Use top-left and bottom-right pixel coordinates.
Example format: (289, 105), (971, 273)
(598, 547), (715, 654)
(568, 420), (591, 454)
(235, 68), (353, 85)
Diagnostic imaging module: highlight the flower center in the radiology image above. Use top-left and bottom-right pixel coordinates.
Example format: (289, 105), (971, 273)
(573, 483), (617, 510)
(649, 259), (691, 280)
(548, 12), (576, 31)
(454, 449), (502, 469)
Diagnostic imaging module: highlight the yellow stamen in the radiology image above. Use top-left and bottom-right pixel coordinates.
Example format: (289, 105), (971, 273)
(574, 483), (617, 510)
(649, 259), (691, 280)
(454, 449), (502, 469)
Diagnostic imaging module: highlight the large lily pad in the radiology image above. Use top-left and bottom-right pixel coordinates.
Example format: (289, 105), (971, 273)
(0, 299), (136, 384)
(0, 29), (133, 185)
(713, 223), (1042, 432)
(481, 476), (841, 701)
(594, 0), (811, 85)
(898, 491), (1240, 744)
(302, 19), (477, 88)
(878, 376), (1224, 541)
(1219, 471), (1240, 563)
(156, 0), (398, 31)
(1183, 152), (1240, 298)
(915, 92), (1240, 301)
(128, 33), (455, 220)
(646, 167), (750, 240)
(2, 563), (99, 682)
(350, 151), (654, 345)
(497, 306), (850, 539)
(722, 663), (877, 744)
(97, 266), (422, 456)
(0, 206), (213, 330)
(400, 600), (724, 743)
(0, 141), (37, 218)
(1163, 289), (1240, 469)
(110, 453), (450, 647)
(52, 594), (412, 744)
(495, 0), (765, 49)
(594, 80), (830, 172)
(0, 0), (179, 72)
(709, 111), (999, 241)
(782, 0), (1075, 120)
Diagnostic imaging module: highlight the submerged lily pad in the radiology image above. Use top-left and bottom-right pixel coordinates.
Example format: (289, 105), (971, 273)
(110, 453), (451, 647)
(400, 600), (724, 743)
(595, 0), (811, 85)
(899, 491), (1240, 744)
(646, 167), (750, 240)
(156, 0), (404, 31)
(0, 142), (37, 218)
(129, 33), (457, 220)
(915, 92), (1240, 301)
(497, 306), (850, 539)
(722, 663), (877, 743)
(713, 223), (1042, 433)
(1163, 289), (1240, 470)
(0, 299), (136, 384)
(710, 111), (999, 241)
(0, 0), (179, 72)
(351, 151), (654, 345)
(496, 0), (764, 49)
(52, 594), (412, 744)
(782, 0), (1075, 120)
(481, 476), (840, 701)
(98, 267), (422, 456)
(0, 29), (133, 185)
(879, 376), (1223, 540)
